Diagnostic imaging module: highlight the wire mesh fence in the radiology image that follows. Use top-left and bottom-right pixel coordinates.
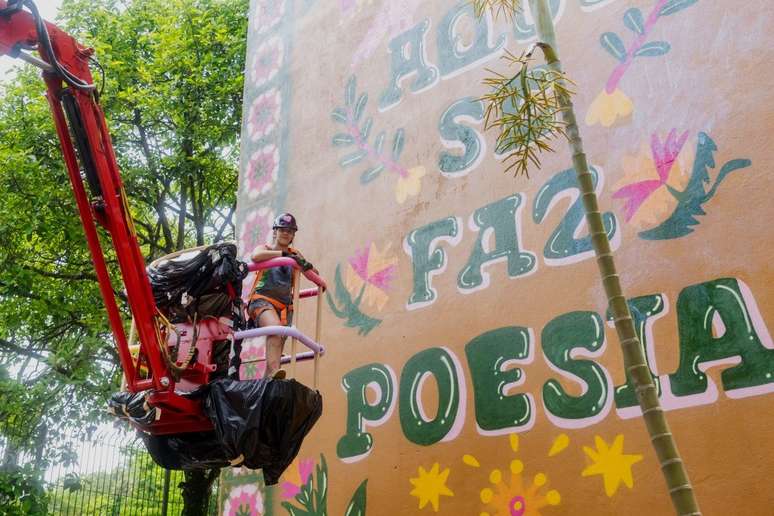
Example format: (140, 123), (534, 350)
(1, 423), (220, 515)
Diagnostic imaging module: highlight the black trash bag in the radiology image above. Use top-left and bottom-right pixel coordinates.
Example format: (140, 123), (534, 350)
(141, 431), (230, 470)
(147, 242), (248, 321)
(140, 378), (323, 485)
(108, 391), (157, 426)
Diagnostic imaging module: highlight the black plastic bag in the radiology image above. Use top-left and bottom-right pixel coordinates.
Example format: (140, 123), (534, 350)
(147, 242), (248, 321)
(140, 378), (323, 485)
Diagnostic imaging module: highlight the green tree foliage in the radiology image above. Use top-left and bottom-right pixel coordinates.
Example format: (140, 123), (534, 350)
(0, 0), (248, 510)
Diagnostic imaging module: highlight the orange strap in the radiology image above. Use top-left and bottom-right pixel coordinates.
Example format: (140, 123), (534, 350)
(249, 293), (292, 325)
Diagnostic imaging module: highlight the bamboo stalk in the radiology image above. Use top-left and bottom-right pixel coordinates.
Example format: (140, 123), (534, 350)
(524, 1), (701, 513)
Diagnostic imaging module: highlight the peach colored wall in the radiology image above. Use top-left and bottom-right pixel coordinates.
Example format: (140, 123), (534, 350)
(225, 0), (774, 514)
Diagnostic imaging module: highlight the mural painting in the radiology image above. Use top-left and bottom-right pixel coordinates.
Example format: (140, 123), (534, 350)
(229, 0), (774, 514)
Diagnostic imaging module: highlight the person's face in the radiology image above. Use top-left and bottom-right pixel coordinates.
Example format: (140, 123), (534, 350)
(275, 227), (295, 246)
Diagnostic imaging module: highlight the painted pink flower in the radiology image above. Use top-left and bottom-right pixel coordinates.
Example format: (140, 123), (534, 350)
(239, 206), (274, 262)
(280, 457), (315, 499)
(613, 129), (689, 221)
(243, 145), (279, 200)
(345, 242), (397, 311)
(239, 340), (266, 380)
(223, 484), (264, 516)
(250, 36), (283, 87)
(252, 0), (285, 35)
(247, 90), (281, 142)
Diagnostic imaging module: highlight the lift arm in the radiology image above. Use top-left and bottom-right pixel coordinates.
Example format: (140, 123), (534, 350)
(0, 0), (171, 393)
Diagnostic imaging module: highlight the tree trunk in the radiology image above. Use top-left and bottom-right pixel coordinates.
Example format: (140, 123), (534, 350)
(526, 0), (701, 514)
(180, 468), (220, 516)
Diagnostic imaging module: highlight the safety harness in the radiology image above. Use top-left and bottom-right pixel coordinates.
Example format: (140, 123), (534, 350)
(248, 246), (297, 325)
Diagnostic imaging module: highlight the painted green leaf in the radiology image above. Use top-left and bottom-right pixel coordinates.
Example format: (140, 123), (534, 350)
(623, 8), (644, 34)
(360, 164), (384, 184)
(360, 117), (373, 141)
(635, 41), (671, 57)
(340, 150), (367, 167)
(332, 133), (355, 146)
(331, 107), (348, 123)
(374, 131), (386, 155)
(659, 0), (698, 16)
(345, 75), (356, 106)
(600, 32), (627, 62)
(344, 480), (368, 516)
(354, 93), (368, 122)
(392, 128), (405, 160)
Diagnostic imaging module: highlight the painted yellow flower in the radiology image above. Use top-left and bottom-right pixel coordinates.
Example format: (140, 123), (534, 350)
(409, 463), (454, 512)
(581, 434), (643, 497)
(585, 88), (633, 127)
(344, 242), (397, 311)
(395, 165), (426, 204)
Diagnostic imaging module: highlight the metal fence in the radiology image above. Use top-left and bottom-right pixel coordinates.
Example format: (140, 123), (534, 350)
(1, 426), (220, 515)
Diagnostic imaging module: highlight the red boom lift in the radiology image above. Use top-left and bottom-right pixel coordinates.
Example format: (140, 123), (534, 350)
(0, 0), (326, 461)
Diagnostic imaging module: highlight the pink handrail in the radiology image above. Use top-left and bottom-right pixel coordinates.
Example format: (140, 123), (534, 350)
(247, 257), (327, 292)
(234, 325), (325, 355)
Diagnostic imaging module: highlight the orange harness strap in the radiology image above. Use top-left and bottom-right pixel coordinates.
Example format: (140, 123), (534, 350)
(248, 249), (297, 325)
(249, 293), (292, 325)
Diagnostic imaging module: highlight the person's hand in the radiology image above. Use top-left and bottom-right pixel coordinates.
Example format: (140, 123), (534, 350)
(290, 254), (314, 271)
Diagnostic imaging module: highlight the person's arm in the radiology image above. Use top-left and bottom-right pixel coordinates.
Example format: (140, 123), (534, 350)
(251, 245), (282, 262)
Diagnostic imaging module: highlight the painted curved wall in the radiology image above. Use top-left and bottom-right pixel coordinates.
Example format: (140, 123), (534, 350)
(224, 0), (774, 514)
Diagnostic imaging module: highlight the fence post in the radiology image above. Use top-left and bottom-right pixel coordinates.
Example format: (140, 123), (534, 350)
(162, 468), (171, 516)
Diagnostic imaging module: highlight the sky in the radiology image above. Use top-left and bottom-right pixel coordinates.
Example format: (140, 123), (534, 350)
(1, 0), (64, 82)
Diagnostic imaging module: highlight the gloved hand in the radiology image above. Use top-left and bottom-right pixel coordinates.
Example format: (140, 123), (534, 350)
(291, 255), (314, 271)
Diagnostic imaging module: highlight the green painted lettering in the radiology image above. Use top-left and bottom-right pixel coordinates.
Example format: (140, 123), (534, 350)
(465, 327), (535, 434)
(337, 363), (396, 462)
(399, 347), (465, 446)
(437, 2), (505, 78)
(667, 278), (774, 403)
(458, 194), (536, 293)
(542, 311), (612, 428)
(438, 97), (485, 176)
(404, 216), (461, 309)
(379, 19), (438, 111)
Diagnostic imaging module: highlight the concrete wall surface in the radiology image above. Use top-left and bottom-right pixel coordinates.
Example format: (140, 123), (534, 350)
(222, 0), (774, 514)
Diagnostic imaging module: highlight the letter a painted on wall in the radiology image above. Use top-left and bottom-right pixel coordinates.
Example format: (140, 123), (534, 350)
(668, 278), (774, 399)
(337, 363), (397, 462)
(465, 326), (536, 434)
(379, 19), (439, 112)
(458, 194), (536, 293)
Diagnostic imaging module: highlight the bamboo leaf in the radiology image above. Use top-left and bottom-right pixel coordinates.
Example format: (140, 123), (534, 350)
(360, 164), (384, 184)
(392, 128), (405, 160)
(332, 133), (355, 146)
(600, 32), (627, 62)
(340, 150), (367, 167)
(345, 75), (356, 106)
(331, 107), (348, 124)
(360, 117), (373, 141)
(634, 41), (671, 57)
(344, 480), (368, 516)
(659, 0), (698, 16)
(374, 131), (386, 154)
(623, 8), (644, 34)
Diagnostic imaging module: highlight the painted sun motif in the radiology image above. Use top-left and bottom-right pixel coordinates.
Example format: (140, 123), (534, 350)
(581, 434), (643, 497)
(464, 435), (561, 516)
(409, 462), (454, 512)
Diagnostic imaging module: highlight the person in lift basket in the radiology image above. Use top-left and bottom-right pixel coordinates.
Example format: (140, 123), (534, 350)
(248, 213), (317, 379)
